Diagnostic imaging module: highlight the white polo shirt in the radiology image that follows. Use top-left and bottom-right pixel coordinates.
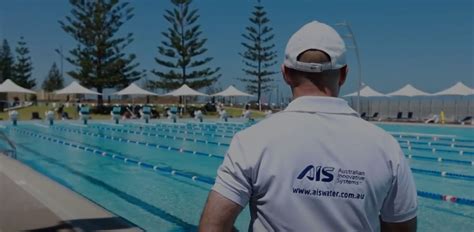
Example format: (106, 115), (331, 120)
(213, 96), (417, 231)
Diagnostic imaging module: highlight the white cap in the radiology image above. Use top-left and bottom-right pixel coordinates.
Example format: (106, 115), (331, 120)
(284, 21), (346, 73)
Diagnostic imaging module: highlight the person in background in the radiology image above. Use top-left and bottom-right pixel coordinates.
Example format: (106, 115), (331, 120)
(199, 21), (417, 232)
(242, 104), (252, 120)
(56, 104), (64, 120)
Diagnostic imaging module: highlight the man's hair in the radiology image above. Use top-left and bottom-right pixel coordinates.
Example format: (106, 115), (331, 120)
(286, 50), (340, 88)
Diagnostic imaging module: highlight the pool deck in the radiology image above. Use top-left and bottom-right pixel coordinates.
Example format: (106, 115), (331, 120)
(0, 154), (143, 232)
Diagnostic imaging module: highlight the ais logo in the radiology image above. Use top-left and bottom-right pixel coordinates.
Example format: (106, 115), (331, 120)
(297, 165), (334, 182)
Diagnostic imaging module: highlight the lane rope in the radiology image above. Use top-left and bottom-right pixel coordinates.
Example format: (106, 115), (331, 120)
(7, 126), (474, 207)
(69, 125), (230, 147)
(48, 126), (225, 160)
(11, 127), (216, 185)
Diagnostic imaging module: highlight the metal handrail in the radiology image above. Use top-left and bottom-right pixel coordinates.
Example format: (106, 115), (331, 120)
(0, 130), (16, 159)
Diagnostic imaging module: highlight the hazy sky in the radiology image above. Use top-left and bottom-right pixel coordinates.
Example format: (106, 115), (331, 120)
(0, 0), (472, 99)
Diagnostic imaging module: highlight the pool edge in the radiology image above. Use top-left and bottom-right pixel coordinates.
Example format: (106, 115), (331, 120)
(0, 154), (143, 232)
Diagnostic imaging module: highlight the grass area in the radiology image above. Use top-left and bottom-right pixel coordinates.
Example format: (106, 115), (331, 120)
(224, 107), (265, 118)
(0, 105), (266, 121)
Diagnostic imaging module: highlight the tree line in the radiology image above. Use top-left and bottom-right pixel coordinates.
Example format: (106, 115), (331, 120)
(0, 0), (277, 106)
(0, 38), (65, 94)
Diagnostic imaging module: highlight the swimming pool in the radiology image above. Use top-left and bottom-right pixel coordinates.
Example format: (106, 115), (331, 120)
(0, 120), (473, 231)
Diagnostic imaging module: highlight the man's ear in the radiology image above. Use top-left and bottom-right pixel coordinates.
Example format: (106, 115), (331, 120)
(282, 64), (292, 86)
(338, 65), (348, 87)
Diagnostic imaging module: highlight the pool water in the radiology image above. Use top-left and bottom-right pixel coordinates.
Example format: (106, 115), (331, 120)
(1, 120), (473, 231)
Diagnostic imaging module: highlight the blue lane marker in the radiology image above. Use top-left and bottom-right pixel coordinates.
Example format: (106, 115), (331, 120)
(399, 142), (474, 155)
(8, 127), (474, 207)
(411, 168), (474, 181)
(398, 139), (474, 150)
(417, 191), (474, 207)
(152, 123), (240, 134)
(13, 128), (474, 206)
(93, 123), (474, 155)
(405, 154), (473, 166)
(392, 133), (474, 144)
(121, 124), (234, 139)
(400, 145), (474, 156)
(49, 126), (225, 160)
(12, 127), (216, 185)
(85, 125), (230, 147)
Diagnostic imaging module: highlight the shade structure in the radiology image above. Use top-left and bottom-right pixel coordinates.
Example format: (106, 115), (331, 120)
(164, 84), (208, 97)
(386, 84), (430, 97)
(0, 79), (36, 94)
(112, 83), (158, 96)
(432, 82), (474, 96)
(54, 81), (101, 95)
(344, 85), (385, 97)
(386, 84), (430, 117)
(431, 82), (473, 121)
(212, 85), (253, 97)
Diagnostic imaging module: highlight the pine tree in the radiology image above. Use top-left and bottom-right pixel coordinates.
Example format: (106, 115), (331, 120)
(150, 0), (220, 92)
(42, 63), (64, 92)
(13, 36), (35, 89)
(0, 39), (15, 82)
(239, 0), (277, 108)
(59, 0), (142, 105)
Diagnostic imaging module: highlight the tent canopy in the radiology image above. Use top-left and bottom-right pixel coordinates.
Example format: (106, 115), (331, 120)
(212, 85), (253, 97)
(0, 79), (36, 94)
(344, 85), (385, 97)
(387, 84), (430, 97)
(112, 83), (158, 96)
(54, 81), (101, 95)
(164, 84), (208, 97)
(432, 82), (473, 96)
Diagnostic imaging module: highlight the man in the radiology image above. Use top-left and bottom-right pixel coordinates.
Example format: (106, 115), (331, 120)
(199, 21), (417, 232)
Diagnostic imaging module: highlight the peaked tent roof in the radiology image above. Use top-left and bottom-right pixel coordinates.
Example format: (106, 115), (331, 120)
(387, 84), (430, 97)
(344, 85), (385, 97)
(54, 81), (101, 95)
(164, 84), (208, 97)
(432, 82), (474, 96)
(0, 79), (36, 94)
(212, 85), (253, 97)
(112, 83), (158, 96)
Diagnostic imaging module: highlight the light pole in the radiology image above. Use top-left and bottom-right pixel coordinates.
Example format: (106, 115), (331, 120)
(335, 21), (363, 114)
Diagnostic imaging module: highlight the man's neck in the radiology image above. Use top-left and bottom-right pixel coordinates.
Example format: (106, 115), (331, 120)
(292, 86), (338, 99)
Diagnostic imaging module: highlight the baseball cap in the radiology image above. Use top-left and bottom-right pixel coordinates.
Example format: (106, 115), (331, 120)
(284, 21), (346, 73)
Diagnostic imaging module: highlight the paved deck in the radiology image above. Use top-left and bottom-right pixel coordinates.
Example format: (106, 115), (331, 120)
(0, 154), (142, 232)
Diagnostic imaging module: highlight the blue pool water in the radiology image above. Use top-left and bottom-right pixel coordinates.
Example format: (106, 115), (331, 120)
(1, 120), (473, 231)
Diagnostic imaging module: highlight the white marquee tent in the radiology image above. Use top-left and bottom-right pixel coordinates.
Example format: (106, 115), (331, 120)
(54, 81), (101, 95)
(344, 85), (385, 97)
(164, 84), (208, 97)
(431, 82), (474, 120)
(387, 84), (430, 97)
(0, 79), (36, 94)
(387, 84), (430, 116)
(432, 82), (473, 96)
(113, 83), (158, 96)
(212, 85), (253, 97)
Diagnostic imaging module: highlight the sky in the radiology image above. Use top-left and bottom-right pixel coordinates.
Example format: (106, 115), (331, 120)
(0, 0), (473, 100)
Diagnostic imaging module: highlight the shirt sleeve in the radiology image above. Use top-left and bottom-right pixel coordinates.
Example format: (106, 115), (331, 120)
(380, 146), (418, 222)
(212, 134), (252, 207)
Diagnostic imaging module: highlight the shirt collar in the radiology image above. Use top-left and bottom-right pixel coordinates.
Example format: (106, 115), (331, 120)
(284, 96), (358, 116)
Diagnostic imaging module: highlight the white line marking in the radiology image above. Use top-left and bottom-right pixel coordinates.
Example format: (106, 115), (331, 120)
(95, 122), (125, 127)
(63, 122), (87, 128)
(33, 123), (49, 128)
(389, 132), (456, 138)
